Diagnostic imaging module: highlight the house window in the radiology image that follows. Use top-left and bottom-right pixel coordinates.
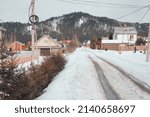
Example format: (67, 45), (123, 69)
(44, 40), (48, 43)
(130, 35), (134, 40)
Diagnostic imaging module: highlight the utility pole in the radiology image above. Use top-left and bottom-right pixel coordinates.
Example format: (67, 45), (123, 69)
(29, 0), (39, 62)
(146, 23), (150, 62)
(31, 0), (36, 62)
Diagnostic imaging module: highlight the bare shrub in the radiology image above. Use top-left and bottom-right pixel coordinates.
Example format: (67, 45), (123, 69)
(22, 53), (66, 99)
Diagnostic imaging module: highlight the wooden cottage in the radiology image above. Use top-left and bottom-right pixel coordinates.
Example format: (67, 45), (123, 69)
(34, 34), (62, 56)
(113, 27), (137, 43)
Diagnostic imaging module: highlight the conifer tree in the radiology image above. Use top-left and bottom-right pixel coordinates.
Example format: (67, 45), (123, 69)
(0, 30), (26, 99)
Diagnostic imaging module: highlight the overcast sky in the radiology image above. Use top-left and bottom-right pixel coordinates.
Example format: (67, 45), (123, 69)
(0, 0), (150, 23)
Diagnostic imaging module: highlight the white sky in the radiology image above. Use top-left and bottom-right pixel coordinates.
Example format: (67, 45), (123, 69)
(0, 0), (150, 23)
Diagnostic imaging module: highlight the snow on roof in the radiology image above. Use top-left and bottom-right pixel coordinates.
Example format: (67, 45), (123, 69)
(114, 27), (137, 34)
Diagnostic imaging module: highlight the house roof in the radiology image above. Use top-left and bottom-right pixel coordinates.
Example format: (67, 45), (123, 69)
(8, 41), (25, 46)
(114, 27), (137, 34)
(14, 41), (25, 45)
(34, 34), (62, 48)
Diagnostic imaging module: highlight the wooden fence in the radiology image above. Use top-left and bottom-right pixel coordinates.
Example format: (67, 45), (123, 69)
(14, 51), (40, 64)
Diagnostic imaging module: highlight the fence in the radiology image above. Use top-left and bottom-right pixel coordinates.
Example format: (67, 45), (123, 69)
(14, 50), (40, 64)
(118, 45), (146, 52)
(102, 43), (146, 52)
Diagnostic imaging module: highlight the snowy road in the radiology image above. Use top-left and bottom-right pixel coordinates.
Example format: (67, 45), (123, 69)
(89, 57), (119, 100)
(38, 48), (150, 100)
(89, 54), (150, 99)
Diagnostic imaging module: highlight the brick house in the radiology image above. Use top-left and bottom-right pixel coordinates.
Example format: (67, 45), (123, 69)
(8, 41), (27, 52)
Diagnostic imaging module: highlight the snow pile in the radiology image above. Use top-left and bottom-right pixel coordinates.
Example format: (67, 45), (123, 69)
(18, 56), (44, 70)
(38, 48), (106, 100)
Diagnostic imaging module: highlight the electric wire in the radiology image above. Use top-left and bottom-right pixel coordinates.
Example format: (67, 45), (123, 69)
(139, 7), (150, 23)
(58, 0), (143, 8)
(116, 5), (149, 20)
(70, 0), (144, 7)
(59, 0), (150, 22)
(0, 19), (3, 23)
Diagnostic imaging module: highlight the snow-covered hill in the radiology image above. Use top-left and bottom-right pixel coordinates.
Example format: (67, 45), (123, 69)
(2, 12), (149, 43)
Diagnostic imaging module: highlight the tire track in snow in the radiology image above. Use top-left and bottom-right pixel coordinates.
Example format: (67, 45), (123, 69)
(95, 55), (150, 94)
(89, 57), (120, 100)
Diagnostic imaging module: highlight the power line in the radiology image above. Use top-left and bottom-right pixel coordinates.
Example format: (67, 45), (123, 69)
(139, 8), (150, 23)
(58, 0), (144, 8)
(116, 6), (149, 20)
(59, 0), (150, 22)
(0, 19), (3, 23)
(70, 0), (144, 7)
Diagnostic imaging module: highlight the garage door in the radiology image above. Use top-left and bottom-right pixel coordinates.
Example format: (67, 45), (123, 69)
(40, 48), (50, 56)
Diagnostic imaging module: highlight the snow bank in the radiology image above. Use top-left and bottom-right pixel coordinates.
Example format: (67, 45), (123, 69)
(18, 56), (44, 70)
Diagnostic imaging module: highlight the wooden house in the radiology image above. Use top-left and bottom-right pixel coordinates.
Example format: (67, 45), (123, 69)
(113, 27), (137, 43)
(34, 34), (62, 56)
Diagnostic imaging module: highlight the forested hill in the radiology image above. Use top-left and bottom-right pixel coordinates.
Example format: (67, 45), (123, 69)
(0, 12), (149, 43)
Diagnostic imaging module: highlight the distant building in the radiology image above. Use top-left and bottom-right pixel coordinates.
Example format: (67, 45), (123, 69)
(113, 27), (137, 43)
(58, 39), (71, 48)
(100, 27), (138, 51)
(34, 34), (62, 56)
(8, 41), (27, 52)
